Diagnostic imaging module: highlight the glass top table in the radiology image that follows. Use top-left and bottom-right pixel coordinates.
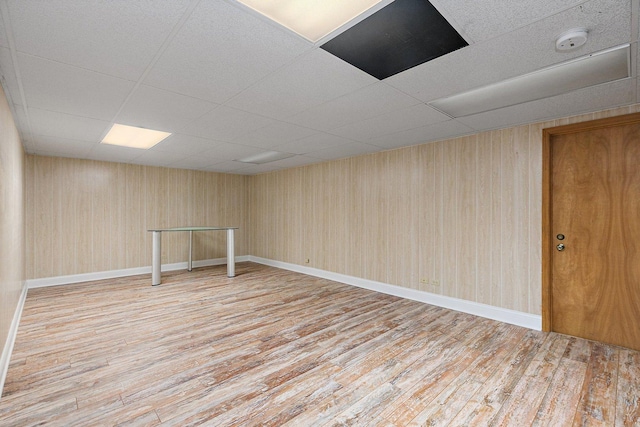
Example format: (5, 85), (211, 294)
(147, 227), (238, 286)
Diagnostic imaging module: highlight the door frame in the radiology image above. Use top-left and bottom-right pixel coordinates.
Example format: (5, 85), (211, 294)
(541, 111), (640, 331)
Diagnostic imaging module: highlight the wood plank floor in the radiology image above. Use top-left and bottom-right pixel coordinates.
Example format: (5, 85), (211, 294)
(1, 262), (639, 426)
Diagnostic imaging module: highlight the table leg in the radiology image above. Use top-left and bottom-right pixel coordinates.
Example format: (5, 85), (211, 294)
(188, 230), (193, 272)
(227, 228), (235, 277)
(152, 231), (162, 286)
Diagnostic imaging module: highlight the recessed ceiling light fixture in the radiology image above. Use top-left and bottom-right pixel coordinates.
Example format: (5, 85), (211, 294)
(234, 0), (387, 43)
(101, 124), (171, 149)
(236, 151), (294, 164)
(429, 44), (630, 118)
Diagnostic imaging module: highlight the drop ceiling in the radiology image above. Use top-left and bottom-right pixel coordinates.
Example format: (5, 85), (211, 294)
(0, 0), (637, 175)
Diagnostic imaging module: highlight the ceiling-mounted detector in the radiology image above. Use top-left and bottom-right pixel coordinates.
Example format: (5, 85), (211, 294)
(556, 28), (588, 51)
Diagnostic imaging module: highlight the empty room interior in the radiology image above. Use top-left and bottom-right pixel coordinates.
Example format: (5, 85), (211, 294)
(1, 0), (640, 425)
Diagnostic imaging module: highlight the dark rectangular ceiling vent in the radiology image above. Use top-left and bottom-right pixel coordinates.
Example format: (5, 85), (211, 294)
(321, 0), (468, 80)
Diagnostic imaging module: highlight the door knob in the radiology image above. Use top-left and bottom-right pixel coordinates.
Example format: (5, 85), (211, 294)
(556, 243), (565, 251)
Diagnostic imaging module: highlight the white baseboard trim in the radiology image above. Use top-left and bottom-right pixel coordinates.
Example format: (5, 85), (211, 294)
(1, 281), (28, 399)
(248, 256), (542, 331)
(22, 255), (541, 330)
(26, 256), (250, 289)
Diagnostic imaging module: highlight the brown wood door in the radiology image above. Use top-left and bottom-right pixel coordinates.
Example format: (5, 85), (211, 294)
(549, 120), (640, 351)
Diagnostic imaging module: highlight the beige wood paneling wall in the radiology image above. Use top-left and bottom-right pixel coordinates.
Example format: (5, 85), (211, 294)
(25, 157), (249, 279)
(0, 85), (25, 352)
(250, 105), (640, 315)
(22, 104), (640, 311)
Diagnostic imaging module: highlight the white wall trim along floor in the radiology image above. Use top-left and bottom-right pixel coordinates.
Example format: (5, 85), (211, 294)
(0, 282), (28, 398)
(25, 256), (542, 330)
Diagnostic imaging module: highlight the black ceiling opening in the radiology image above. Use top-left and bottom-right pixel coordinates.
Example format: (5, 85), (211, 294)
(321, 0), (468, 80)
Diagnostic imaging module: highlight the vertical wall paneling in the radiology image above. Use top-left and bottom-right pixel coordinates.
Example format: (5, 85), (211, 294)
(433, 142), (445, 296)
(476, 131), (492, 306)
(34, 157), (53, 277)
(489, 131), (503, 308)
(61, 158), (79, 274)
(0, 84), (25, 376)
(90, 161), (107, 272)
(25, 158), (249, 279)
(442, 139), (458, 298)
(347, 156), (365, 278)
(366, 153), (389, 283)
(23, 103), (640, 315)
(125, 164), (142, 269)
(112, 163), (127, 269)
(24, 157), (34, 278)
(528, 123), (544, 314)
(457, 136), (477, 302)
(499, 129), (517, 310)
(249, 108), (640, 315)
(166, 167), (179, 263)
(417, 144), (431, 293)
(514, 126), (531, 313)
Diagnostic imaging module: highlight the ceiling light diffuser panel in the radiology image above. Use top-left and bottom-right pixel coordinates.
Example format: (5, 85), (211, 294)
(429, 44), (631, 118)
(235, 151), (294, 164)
(234, 0), (386, 43)
(101, 124), (172, 149)
(234, 0), (467, 79)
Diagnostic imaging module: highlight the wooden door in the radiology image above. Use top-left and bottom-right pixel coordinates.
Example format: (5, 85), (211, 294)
(546, 116), (640, 351)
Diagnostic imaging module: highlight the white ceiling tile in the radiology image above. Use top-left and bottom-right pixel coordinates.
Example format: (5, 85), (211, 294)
(7, 0), (192, 81)
(0, 0), (635, 174)
(238, 121), (318, 149)
(264, 155), (321, 169)
(0, 47), (21, 106)
(286, 82), (422, 131)
(307, 141), (380, 160)
(387, 0), (631, 103)
(213, 155), (320, 175)
(368, 120), (476, 149)
(28, 108), (110, 142)
(167, 154), (223, 170)
(457, 78), (637, 131)
(18, 53), (134, 120)
(226, 49), (377, 119)
(152, 133), (219, 156)
(330, 104), (451, 141)
(180, 106), (273, 142)
(200, 161), (249, 174)
(115, 85), (217, 133)
(230, 162), (286, 175)
(130, 150), (188, 167)
(0, 13), (8, 48)
(430, 0), (587, 43)
(30, 135), (95, 158)
(85, 143), (145, 163)
(144, 0), (311, 104)
(274, 133), (353, 155)
(199, 142), (268, 162)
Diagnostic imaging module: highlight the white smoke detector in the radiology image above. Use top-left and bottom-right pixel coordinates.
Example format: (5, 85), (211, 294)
(556, 28), (588, 51)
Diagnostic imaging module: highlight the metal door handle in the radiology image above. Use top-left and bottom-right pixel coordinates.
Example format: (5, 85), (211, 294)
(556, 243), (565, 251)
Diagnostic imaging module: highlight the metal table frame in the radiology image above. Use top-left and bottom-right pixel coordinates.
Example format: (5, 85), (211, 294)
(148, 226), (238, 286)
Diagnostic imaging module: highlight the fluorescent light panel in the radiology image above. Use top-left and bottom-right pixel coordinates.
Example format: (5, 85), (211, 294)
(101, 124), (171, 149)
(429, 44), (631, 118)
(236, 151), (294, 164)
(235, 0), (385, 42)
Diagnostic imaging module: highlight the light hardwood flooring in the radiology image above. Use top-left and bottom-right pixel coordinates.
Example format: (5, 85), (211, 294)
(1, 263), (639, 426)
